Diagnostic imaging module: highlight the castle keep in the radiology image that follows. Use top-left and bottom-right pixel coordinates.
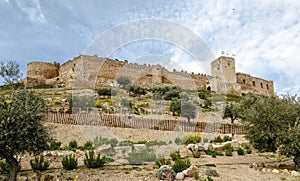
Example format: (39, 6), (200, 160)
(25, 55), (274, 96)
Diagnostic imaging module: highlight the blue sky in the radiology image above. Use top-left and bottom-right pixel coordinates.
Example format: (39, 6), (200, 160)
(0, 0), (300, 95)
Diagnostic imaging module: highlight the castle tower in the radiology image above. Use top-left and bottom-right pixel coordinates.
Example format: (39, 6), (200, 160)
(211, 56), (237, 83)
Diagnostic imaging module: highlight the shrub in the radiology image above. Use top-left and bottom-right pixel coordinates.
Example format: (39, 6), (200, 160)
(174, 137), (185, 145)
(30, 155), (49, 172)
(155, 157), (171, 168)
(224, 144), (233, 156)
(223, 135), (232, 142)
(94, 137), (118, 147)
(192, 170), (200, 180)
(68, 140), (78, 149)
(79, 141), (94, 151)
(84, 151), (106, 168)
(170, 151), (181, 161)
(225, 149), (233, 156)
(205, 168), (219, 177)
(127, 148), (156, 165)
(212, 136), (223, 143)
(236, 147), (245, 155)
(172, 159), (191, 173)
(184, 135), (201, 145)
(49, 140), (62, 150)
(97, 88), (116, 97)
(0, 160), (21, 174)
(205, 150), (224, 157)
(192, 151), (201, 158)
(62, 155), (78, 170)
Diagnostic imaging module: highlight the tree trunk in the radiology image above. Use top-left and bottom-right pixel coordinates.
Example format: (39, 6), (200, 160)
(293, 154), (300, 170)
(4, 156), (18, 181)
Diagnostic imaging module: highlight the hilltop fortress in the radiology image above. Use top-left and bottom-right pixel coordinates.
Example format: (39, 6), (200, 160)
(25, 55), (274, 96)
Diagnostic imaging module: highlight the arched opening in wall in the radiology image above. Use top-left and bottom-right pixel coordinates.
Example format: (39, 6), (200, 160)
(252, 81), (256, 86)
(207, 86), (211, 91)
(266, 84), (269, 89)
(243, 79), (246, 84)
(260, 83), (263, 88)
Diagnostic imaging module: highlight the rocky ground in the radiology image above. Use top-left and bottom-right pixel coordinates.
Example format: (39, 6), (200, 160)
(2, 123), (300, 181)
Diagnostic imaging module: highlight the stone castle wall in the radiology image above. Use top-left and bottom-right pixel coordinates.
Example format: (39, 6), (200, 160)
(236, 72), (274, 95)
(25, 55), (275, 96)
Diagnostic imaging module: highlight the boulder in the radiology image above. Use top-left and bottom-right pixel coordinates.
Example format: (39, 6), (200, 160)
(175, 172), (184, 180)
(156, 165), (176, 180)
(291, 170), (300, 177)
(114, 146), (132, 158)
(183, 164), (197, 177)
(187, 144), (198, 152)
(95, 144), (112, 154)
(272, 169), (279, 174)
(133, 144), (147, 152)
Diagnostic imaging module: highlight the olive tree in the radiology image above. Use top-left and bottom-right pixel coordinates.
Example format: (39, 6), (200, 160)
(181, 102), (197, 122)
(241, 94), (300, 169)
(0, 90), (50, 181)
(223, 102), (242, 124)
(0, 60), (22, 88)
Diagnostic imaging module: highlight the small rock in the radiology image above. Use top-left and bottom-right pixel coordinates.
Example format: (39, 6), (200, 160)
(291, 170), (300, 177)
(187, 144), (198, 152)
(95, 144), (112, 154)
(175, 172), (184, 180)
(280, 169), (289, 175)
(261, 168), (266, 172)
(272, 169), (279, 174)
(257, 162), (265, 167)
(133, 144), (147, 152)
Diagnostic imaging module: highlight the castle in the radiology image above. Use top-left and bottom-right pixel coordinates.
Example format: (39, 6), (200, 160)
(25, 55), (274, 96)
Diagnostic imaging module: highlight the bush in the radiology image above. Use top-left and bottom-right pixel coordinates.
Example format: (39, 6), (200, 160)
(155, 157), (171, 168)
(172, 159), (191, 173)
(223, 135), (232, 142)
(236, 147), (245, 155)
(0, 160), (21, 174)
(170, 151), (181, 161)
(62, 155), (78, 170)
(94, 137), (118, 147)
(97, 88), (116, 97)
(192, 170), (200, 180)
(127, 148), (156, 165)
(212, 136), (223, 143)
(192, 151), (201, 158)
(84, 151), (106, 168)
(68, 140), (78, 149)
(184, 135), (201, 145)
(49, 140), (62, 150)
(30, 155), (49, 172)
(79, 141), (94, 151)
(224, 144), (233, 156)
(205, 150), (224, 157)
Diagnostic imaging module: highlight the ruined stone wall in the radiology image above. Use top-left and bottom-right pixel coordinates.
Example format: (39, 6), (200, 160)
(25, 55), (275, 96)
(26, 62), (59, 87)
(236, 72), (274, 95)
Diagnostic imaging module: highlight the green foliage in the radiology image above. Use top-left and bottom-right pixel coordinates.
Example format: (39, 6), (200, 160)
(93, 137), (118, 147)
(30, 155), (49, 172)
(236, 147), (245, 155)
(130, 86), (147, 96)
(62, 155), (78, 170)
(97, 88), (117, 97)
(0, 60), (22, 87)
(84, 151), (106, 168)
(0, 160), (21, 174)
(164, 88), (180, 100)
(155, 157), (171, 168)
(169, 99), (181, 116)
(0, 90), (50, 180)
(224, 144), (233, 156)
(192, 170), (200, 180)
(127, 148), (156, 165)
(172, 159), (191, 173)
(192, 151), (201, 158)
(184, 135), (201, 145)
(223, 135), (232, 142)
(181, 102), (197, 122)
(204, 150), (224, 157)
(170, 151), (181, 161)
(68, 140), (78, 149)
(49, 140), (62, 150)
(78, 141), (94, 151)
(212, 136), (223, 143)
(223, 103), (241, 124)
(117, 76), (132, 87)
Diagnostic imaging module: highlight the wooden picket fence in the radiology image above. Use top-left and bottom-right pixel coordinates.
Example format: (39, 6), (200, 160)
(46, 113), (247, 134)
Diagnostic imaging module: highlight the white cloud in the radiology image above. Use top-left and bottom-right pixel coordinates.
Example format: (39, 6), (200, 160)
(16, 0), (46, 24)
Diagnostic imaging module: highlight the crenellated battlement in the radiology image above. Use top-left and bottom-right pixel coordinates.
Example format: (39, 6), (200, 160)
(25, 55), (274, 96)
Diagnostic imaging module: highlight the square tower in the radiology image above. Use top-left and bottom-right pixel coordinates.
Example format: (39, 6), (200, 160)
(211, 56), (237, 83)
